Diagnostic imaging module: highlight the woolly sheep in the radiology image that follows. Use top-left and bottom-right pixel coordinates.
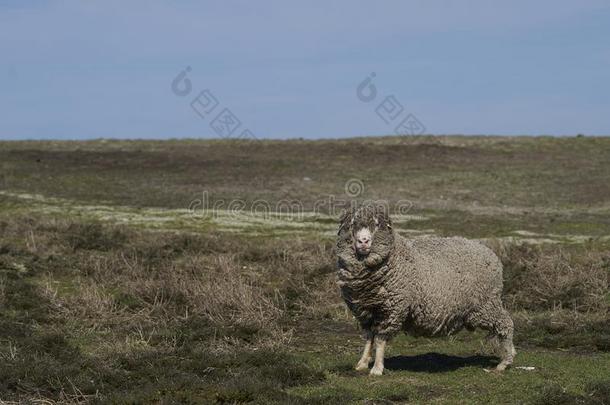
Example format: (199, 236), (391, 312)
(336, 203), (516, 375)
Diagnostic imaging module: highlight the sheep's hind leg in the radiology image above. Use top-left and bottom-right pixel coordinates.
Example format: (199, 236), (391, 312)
(467, 304), (516, 371)
(493, 307), (517, 371)
(496, 335), (516, 371)
(355, 331), (374, 371)
(370, 336), (386, 376)
(495, 310), (516, 371)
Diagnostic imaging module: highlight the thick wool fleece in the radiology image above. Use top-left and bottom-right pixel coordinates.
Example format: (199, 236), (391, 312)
(336, 206), (514, 343)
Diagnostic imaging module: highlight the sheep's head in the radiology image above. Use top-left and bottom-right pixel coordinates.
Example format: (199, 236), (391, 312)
(337, 203), (394, 267)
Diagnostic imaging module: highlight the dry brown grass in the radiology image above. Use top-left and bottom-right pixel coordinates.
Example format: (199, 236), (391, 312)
(1, 214), (608, 402)
(487, 241), (610, 312)
(3, 216), (608, 347)
(0, 214), (342, 355)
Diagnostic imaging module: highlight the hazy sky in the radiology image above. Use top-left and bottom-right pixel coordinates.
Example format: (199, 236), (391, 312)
(1, 1), (609, 139)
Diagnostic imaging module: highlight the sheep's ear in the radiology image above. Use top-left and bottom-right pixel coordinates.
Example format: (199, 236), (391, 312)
(376, 207), (392, 231)
(338, 207), (354, 235)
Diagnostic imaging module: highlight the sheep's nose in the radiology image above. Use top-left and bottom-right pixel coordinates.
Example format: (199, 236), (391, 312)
(357, 237), (370, 244)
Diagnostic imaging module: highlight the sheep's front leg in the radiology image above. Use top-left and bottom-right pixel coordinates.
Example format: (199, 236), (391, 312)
(370, 336), (386, 376)
(355, 332), (374, 371)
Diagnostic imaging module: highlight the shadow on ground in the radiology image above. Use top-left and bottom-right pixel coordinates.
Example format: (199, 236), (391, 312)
(385, 352), (498, 373)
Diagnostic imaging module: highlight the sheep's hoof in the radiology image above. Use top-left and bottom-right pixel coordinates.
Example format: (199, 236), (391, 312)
(487, 361), (512, 373)
(369, 366), (384, 376)
(355, 360), (370, 371)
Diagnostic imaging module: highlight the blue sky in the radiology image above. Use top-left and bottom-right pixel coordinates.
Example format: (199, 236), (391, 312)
(1, 0), (609, 139)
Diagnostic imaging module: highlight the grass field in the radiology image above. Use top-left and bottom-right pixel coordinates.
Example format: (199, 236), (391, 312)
(0, 135), (609, 403)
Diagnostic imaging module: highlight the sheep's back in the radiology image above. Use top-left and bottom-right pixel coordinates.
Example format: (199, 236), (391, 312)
(397, 236), (504, 313)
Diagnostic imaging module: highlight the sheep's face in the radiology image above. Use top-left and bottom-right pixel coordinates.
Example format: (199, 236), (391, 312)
(337, 204), (394, 266)
(354, 227), (373, 255)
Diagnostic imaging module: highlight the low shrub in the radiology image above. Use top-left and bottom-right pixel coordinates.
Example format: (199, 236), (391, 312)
(490, 242), (609, 312)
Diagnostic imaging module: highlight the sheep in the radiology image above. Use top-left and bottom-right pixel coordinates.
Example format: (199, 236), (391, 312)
(336, 203), (516, 376)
